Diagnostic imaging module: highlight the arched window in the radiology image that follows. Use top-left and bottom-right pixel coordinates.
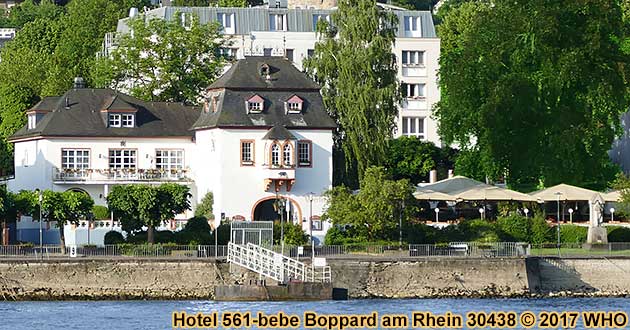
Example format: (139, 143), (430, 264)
(271, 143), (280, 166)
(283, 143), (292, 166)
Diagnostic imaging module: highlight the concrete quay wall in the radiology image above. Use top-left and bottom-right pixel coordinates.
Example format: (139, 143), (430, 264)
(0, 257), (628, 300)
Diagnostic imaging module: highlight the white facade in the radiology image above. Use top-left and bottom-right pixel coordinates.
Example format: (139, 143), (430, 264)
(105, 5), (441, 145)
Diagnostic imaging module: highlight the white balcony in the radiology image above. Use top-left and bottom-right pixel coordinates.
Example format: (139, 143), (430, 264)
(53, 168), (192, 184)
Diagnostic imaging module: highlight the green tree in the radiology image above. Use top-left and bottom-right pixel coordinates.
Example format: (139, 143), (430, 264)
(436, 0), (629, 188)
(0, 187), (38, 244)
(194, 191), (214, 219)
(40, 190), (94, 254)
(323, 166), (414, 241)
(304, 0), (401, 186)
(384, 136), (458, 184)
(92, 13), (225, 104)
(1, 0), (63, 29)
(107, 183), (191, 243)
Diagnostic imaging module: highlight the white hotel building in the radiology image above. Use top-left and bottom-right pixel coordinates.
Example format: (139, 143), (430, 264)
(8, 57), (336, 245)
(104, 1), (441, 144)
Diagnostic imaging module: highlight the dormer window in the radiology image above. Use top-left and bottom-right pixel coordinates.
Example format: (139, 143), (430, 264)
(285, 95), (303, 114)
(246, 94), (264, 113)
(108, 113), (121, 127)
(122, 114), (135, 127)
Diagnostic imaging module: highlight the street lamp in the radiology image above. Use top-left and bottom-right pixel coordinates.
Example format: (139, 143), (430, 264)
(555, 192), (563, 254)
(35, 189), (43, 257)
(434, 208), (439, 223)
(523, 208), (529, 218)
(399, 199), (405, 247)
(478, 207), (485, 220)
(275, 193), (286, 256)
(306, 192), (315, 260)
(568, 208), (574, 224)
(610, 207), (615, 223)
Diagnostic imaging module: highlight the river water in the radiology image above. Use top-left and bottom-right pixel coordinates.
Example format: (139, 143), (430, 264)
(1, 298), (629, 329)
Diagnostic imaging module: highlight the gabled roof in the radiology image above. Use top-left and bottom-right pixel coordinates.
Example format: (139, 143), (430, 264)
(10, 89), (201, 141)
(286, 94), (303, 103)
(247, 94), (265, 103)
(262, 125), (296, 140)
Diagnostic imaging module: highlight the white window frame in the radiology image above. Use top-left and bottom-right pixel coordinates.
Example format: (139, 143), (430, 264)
(121, 114), (134, 128)
(155, 149), (184, 170)
(287, 101), (301, 113)
(247, 101), (263, 113)
(283, 143), (293, 167)
(241, 141), (254, 165)
(312, 14), (329, 30)
(108, 149), (137, 169)
(403, 83), (426, 99)
(402, 50), (425, 66)
(27, 114), (36, 129)
(181, 12), (192, 30)
(402, 116), (425, 138)
(297, 140), (311, 166)
(271, 143), (281, 166)
(62, 149), (90, 169)
(108, 114), (121, 127)
(217, 13), (234, 34)
(269, 13), (287, 32)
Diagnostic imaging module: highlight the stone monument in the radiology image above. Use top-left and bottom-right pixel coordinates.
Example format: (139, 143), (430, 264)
(587, 193), (608, 244)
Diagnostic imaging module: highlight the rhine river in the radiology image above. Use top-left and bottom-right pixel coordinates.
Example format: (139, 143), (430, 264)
(1, 298), (629, 329)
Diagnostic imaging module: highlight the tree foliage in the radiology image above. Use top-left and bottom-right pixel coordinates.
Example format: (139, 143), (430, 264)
(92, 13), (225, 104)
(323, 167), (414, 240)
(384, 136), (458, 184)
(107, 183), (191, 243)
(436, 0), (629, 188)
(0, 0), (151, 175)
(304, 0), (401, 185)
(194, 191), (214, 219)
(39, 190), (94, 253)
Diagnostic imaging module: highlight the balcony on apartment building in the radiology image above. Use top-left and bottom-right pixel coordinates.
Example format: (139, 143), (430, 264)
(52, 167), (192, 184)
(262, 164), (296, 192)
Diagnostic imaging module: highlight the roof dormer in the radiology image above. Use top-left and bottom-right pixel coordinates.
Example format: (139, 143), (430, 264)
(246, 94), (264, 114)
(101, 95), (138, 128)
(285, 94), (303, 114)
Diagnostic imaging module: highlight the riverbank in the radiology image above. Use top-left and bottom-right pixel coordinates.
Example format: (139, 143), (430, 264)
(0, 257), (629, 300)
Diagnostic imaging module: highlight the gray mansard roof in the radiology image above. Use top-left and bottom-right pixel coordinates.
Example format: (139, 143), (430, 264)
(193, 57), (336, 130)
(10, 89), (201, 141)
(116, 6), (437, 38)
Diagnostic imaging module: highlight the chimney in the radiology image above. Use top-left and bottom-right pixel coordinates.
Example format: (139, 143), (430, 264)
(429, 170), (437, 183)
(73, 77), (86, 89)
(129, 7), (139, 18)
(448, 169), (454, 178)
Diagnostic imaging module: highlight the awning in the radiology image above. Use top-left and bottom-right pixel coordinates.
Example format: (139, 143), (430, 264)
(529, 184), (602, 202)
(413, 189), (458, 201)
(453, 185), (538, 202)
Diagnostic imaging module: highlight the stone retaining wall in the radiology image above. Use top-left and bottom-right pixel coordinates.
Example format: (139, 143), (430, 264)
(0, 257), (628, 300)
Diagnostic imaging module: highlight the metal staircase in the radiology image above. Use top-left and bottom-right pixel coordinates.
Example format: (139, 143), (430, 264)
(227, 242), (331, 283)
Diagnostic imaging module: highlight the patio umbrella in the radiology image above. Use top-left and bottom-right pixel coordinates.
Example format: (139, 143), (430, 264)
(417, 176), (486, 194)
(453, 185), (538, 202)
(602, 190), (621, 202)
(529, 183), (601, 202)
(413, 189), (458, 201)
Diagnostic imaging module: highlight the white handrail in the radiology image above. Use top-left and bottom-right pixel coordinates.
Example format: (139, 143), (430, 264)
(228, 242), (331, 283)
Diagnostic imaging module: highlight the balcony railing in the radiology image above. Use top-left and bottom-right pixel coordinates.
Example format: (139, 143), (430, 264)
(53, 168), (192, 183)
(262, 166), (296, 180)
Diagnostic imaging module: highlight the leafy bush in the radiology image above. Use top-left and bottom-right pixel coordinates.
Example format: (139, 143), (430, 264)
(530, 216), (553, 244)
(559, 225), (588, 244)
(175, 216), (212, 245)
(104, 231), (125, 245)
(607, 226), (630, 242)
(274, 221), (308, 246)
(457, 219), (499, 242)
(92, 205), (110, 220)
(126, 230), (177, 244)
(194, 192), (214, 219)
(497, 215), (530, 242)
